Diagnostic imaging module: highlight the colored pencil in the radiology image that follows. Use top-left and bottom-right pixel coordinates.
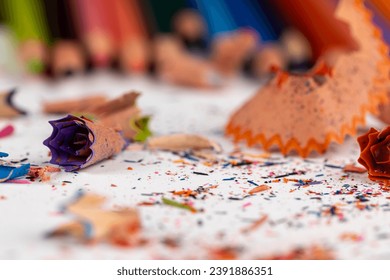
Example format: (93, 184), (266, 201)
(273, 0), (357, 59)
(172, 8), (208, 53)
(111, 0), (151, 74)
(69, 0), (117, 68)
(1, 0), (49, 74)
(146, 0), (187, 33)
(42, 0), (86, 77)
(224, 0), (280, 41)
(194, 0), (237, 37)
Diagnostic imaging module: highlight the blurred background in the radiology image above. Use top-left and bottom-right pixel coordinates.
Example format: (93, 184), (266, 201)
(0, 0), (389, 88)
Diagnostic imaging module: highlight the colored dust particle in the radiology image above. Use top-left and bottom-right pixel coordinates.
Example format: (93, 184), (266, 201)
(0, 125), (14, 138)
(241, 214), (268, 233)
(162, 197), (197, 213)
(248, 185), (271, 195)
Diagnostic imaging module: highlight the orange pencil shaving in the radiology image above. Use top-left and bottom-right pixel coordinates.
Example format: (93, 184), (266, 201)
(248, 185), (271, 195)
(241, 214), (268, 234)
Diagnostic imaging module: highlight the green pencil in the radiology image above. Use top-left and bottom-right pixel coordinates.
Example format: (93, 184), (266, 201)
(146, 0), (187, 33)
(1, 0), (50, 74)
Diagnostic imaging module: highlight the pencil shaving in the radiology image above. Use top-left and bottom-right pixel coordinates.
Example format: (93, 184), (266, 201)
(42, 96), (108, 114)
(43, 115), (127, 171)
(226, 0), (390, 157)
(358, 127), (390, 183)
(0, 89), (26, 118)
(27, 166), (61, 182)
(154, 35), (221, 88)
(48, 192), (141, 246)
(148, 134), (221, 153)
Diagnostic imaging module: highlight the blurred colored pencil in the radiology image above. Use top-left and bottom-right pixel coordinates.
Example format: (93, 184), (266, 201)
(70, 0), (117, 68)
(224, 0), (279, 41)
(0, 26), (22, 75)
(111, 0), (150, 74)
(194, 0), (237, 37)
(146, 0), (187, 33)
(42, 0), (86, 77)
(273, 0), (357, 59)
(172, 8), (208, 53)
(1, 0), (49, 74)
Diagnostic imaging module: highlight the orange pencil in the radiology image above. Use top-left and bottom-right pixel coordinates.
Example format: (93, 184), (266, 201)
(273, 0), (357, 59)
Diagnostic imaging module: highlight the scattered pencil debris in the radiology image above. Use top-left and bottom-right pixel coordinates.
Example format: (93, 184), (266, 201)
(27, 166), (61, 182)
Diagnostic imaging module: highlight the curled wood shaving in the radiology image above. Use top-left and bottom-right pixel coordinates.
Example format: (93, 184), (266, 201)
(148, 134), (221, 152)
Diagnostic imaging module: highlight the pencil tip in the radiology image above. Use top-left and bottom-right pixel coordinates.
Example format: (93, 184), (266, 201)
(62, 69), (75, 77)
(26, 59), (45, 74)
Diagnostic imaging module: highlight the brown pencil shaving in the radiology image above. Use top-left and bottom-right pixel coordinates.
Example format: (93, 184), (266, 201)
(161, 55), (222, 88)
(91, 92), (142, 140)
(154, 35), (222, 88)
(90, 92), (139, 117)
(148, 134), (221, 152)
(42, 96), (108, 115)
(99, 106), (141, 140)
(0, 89), (27, 118)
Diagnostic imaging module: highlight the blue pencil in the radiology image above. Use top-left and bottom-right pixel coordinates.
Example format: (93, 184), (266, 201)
(224, 0), (277, 41)
(194, 0), (237, 38)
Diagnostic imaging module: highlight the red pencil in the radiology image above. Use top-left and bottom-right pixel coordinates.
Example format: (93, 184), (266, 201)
(70, 0), (117, 68)
(111, 0), (151, 73)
